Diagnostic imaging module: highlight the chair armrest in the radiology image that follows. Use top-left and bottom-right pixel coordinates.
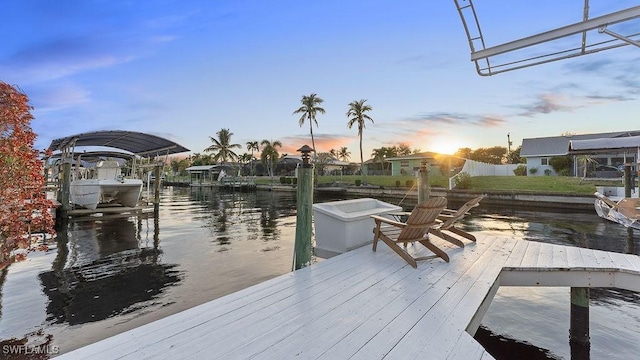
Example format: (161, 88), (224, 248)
(370, 214), (407, 228)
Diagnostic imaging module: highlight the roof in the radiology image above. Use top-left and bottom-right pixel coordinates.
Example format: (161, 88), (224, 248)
(569, 135), (640, 154)
(520, 130), (640, 157)
(47, 130), (190, 157)
(385, 152), (438, 161)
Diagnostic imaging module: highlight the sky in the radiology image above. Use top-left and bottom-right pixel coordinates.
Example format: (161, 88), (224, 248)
(2, 0), (640, 160)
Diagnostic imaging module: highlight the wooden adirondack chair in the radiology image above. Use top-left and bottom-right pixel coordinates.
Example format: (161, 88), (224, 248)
(429, 195), (485, 247)
(371, 197), (449, 268)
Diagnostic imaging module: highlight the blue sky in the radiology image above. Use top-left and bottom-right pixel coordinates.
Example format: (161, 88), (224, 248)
(3, 0), (640, 159)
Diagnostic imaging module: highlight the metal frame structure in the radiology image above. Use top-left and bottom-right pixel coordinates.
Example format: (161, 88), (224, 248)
(454, 0), (640, 76)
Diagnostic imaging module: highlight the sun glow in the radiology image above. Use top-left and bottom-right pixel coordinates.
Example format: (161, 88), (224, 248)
(430, 139), (462, 155)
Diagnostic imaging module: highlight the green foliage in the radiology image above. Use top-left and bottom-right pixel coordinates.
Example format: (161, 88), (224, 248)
(529, 167), (538, 174)
(355, 179), (362, 186)
(469, 146), (507, 164)
(549, 156), (572, 174)
(292, 177), (297, 185)
(279, 176), (287, 184)
(395, 180), (401, 187)
(544, 169), (552, 176)
(559, 169), (570, 176)
(405, 180), (414, 188)
(454, 172), (472, 189)
(513, 165), (527, 176)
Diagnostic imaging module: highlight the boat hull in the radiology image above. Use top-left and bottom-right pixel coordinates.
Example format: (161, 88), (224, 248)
(71, 179), (143, 210)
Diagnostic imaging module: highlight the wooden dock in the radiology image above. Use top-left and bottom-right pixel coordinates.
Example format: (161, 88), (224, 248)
(56, 235), (640, 359)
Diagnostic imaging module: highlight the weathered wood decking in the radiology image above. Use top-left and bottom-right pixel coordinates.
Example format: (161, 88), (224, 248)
(57, 235), (640, 359)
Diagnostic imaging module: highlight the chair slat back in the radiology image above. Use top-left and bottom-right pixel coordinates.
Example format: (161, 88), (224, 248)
(399, 197), (447, 241)
(439, 195), (485, 230)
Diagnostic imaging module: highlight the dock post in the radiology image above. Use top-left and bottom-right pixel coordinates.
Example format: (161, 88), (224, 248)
(570, 287), (590, 359)
(153, 164), (161, 213)
(293, 145), (314, 270)
(418, 160), (430, 203)
(624, 164), (632, 198)
(60, 159), (71, 219)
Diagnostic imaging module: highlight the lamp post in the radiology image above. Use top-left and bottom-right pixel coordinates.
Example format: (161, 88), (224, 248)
(293, 145), (314, 270)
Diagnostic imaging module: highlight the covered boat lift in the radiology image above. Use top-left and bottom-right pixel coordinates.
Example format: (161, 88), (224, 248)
(47, 130), (189, 218)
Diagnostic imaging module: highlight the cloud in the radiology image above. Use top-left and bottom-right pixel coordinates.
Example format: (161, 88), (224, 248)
(278, 134), (353, 154)
(27, 82), (91, 111)
(517, 93), (576, 117)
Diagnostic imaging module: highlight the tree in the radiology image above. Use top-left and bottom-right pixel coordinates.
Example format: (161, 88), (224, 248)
(346, 99), (374, 184)
(470, 146), (507, 164)
(370, 147), (386, 175)
(260, 139), (282, 179)
(246, 140), (259, 176)
(204, 128), (241, 164)
(1, 82), (54, 267)
(337, 147), (350, 162)
(293, 93), (325, 155)
(506, 145), (524, 164)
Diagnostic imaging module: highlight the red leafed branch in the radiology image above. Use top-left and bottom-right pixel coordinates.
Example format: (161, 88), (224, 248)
(0, 81), (55, 268)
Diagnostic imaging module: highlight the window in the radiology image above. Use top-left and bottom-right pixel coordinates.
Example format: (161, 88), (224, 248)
(540, 158), (548, 166)
(400, 160), (409, 167)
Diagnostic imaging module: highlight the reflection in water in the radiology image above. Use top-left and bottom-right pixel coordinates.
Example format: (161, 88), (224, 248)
(38, 216), (182, 326)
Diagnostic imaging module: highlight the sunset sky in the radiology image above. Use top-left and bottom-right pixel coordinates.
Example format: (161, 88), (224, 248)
(2, 0), (640, 159)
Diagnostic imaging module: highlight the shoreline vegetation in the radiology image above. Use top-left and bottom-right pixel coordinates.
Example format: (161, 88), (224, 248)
(168, 174), (624, 195)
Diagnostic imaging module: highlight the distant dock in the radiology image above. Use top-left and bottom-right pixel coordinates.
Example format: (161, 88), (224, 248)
(57, 235), (640, 359)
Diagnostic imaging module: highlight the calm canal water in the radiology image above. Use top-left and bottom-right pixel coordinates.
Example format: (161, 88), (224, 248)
(0, 186), (638, 359)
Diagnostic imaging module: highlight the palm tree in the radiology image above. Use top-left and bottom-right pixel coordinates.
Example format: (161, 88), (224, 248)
(204, 128), (241, 164)
(337, 147), (350, 162)
(347, 99), (374, 184)
(260, 139), (282, 180)
(246, 140), (259, 175)
(371, 147), (386, 175)
(238, 153), (253, 175)
(577, 154), (598, 183)
(293, 93), (325, 155)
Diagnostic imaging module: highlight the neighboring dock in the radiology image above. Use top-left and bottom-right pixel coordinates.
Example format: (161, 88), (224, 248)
(57, 235), (640, 359)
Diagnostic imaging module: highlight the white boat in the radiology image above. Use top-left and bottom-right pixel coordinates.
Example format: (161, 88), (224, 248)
(71, 160), (143, 210)
(594, 191), (640, 230)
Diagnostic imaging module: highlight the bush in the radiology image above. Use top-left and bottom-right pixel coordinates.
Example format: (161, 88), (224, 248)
(279, 176), (287, 184)
(405, 180), (414, 188)
(292, 177), (297, 185)
(549, 155), (572, 174)
(544, 169), (552, 176)
(513, 165), (527, 176)
(529, 167), (538, 175)
(355, 179), (362, 186)
(286, 177), (292, 184)
(559, 169), (570, 176)
(454, 172), (472, 189)
(395, 180), (401, 187)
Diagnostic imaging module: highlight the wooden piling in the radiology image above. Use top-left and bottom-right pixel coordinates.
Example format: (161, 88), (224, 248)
(60, 160), (71, 219)
(294, 145), (314, 270)
(418, 160), (430, 203)
(570, 287), (590, 359)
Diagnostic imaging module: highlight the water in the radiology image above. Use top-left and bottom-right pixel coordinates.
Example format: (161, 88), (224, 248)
(0, 187), (639, 359)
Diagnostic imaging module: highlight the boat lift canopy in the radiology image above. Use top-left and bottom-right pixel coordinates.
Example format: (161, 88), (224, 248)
(47, 130), (190, 157)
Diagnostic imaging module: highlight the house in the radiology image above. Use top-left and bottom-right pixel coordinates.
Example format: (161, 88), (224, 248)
(520, 130), (640, 176)
(382, 152), (444, 176)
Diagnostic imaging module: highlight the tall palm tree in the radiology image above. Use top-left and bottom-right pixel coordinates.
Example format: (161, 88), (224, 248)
(260, 139), (282, 179)
(293, 93), (325, 155)
(246, 140), (259, 175)
(204, 128), (241, 164)
(347, 99), (374, 184)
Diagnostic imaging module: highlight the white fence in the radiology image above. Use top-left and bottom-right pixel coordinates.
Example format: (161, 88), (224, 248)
(449, 159), (524, 189)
